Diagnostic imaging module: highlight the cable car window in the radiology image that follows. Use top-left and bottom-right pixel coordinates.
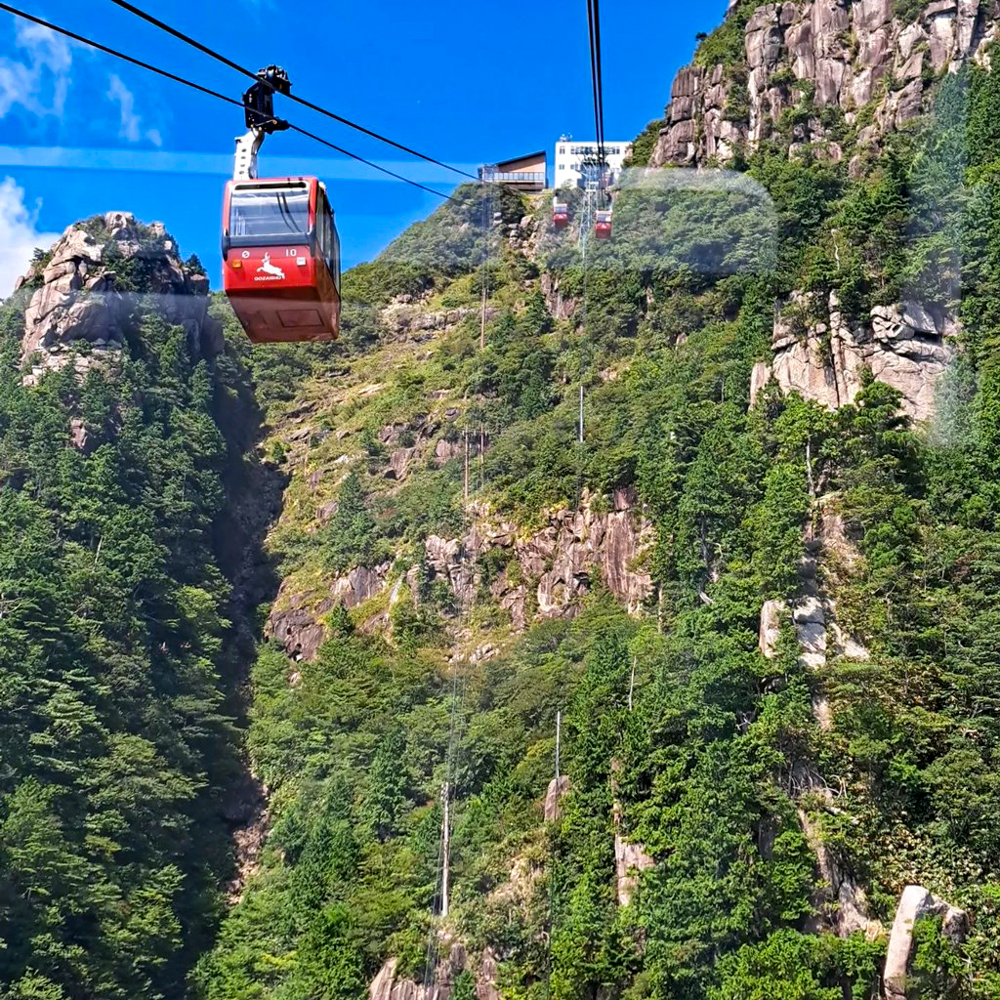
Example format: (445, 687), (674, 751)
(329, 219), (341, 294)
(230, 188), (310, 239)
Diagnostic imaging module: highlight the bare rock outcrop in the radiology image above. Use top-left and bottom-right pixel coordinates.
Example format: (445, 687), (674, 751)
(19, 212), (221, 386)
(759, 495), (869, 670)
(884, 885), (968, 1000)
(425, 488), (653, 629)
(476, 949), (500, 1000)
(331, 563), (391, 609)
(543, 774), (571, 822)
(798, 808), (883, 939)
(611, 759), (654, 907)
(223, 774), (270, 903)
(267, 597), (326, 662)
(540, 272), (577, 320)
(753, 291), (956, 423)
(369, 945), (474, 1000)
(382, 303), (492, 341)
(654, 0), (995, 168)
(369, 957), (443, 1000)
(615, 832), (655, 907)
(654, 62), (745, 166)
(268, 564), (391, 660)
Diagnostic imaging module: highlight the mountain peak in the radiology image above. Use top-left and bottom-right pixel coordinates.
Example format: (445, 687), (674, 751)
(656, 0), (994, 169)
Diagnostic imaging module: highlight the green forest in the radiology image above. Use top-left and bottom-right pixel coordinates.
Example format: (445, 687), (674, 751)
(7, 6), (1000, 1000)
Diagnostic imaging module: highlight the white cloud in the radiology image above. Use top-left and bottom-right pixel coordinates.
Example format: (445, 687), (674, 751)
(0, 20), (166, 145)
(0, 177), (59, 299)
(0, 21), (74, 120)
(107, 74), (163, 147)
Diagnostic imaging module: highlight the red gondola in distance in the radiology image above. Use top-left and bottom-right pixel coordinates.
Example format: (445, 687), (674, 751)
(222, 177), (341, 343)
(552, 200), (569, 230)
(595, 209), (612, 241)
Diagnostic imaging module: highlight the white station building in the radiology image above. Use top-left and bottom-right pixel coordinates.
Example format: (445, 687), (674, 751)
(553, 136), (633, 189)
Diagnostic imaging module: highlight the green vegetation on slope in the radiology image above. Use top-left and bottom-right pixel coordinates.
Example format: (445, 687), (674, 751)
(196, 54), (1000, 1000)
(12, 25), (1000, 1000)
(0, 259), (260, 999)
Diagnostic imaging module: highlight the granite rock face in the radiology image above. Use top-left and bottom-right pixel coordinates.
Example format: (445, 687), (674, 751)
(884, 886), (968, 1000)
(368, 946), (472, 1000)
(752, 291), (956, 422)
(18, 212), (222, 386)
(426, 488), (654, 629)
(653, 0), (996, 167)
(266, 489), (651, 659)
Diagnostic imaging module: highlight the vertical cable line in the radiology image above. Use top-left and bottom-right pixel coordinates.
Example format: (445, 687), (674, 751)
(585, 0), (607, 200)
(592, 0), (606, 164)
(586, 0), (603, 163)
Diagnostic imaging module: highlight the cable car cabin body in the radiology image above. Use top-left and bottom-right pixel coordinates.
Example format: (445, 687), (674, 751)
(222, 177), (341, 343)
(594, 209), (612, 241)
(552, 201), (569, 230)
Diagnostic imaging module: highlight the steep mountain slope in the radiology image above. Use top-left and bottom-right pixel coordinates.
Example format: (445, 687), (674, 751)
(195, 5), (1000, 999)
(0, 213), (279, 999)
(7, 2), (1000, 998)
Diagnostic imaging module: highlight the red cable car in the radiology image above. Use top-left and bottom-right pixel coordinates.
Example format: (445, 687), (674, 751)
(595, 209), (612, 241)
(222, 177), (341, 343)
(552, 200), (569, 230)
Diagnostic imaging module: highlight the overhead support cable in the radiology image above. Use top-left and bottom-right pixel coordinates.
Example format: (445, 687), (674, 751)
(106, 0), (479, 180)
(592, 0), (605, 166)
(585, 0), (607, 200)
(0, 3), (458, 201)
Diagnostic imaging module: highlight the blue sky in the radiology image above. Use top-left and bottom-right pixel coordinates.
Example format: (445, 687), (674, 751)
(0, 0), (729, 294)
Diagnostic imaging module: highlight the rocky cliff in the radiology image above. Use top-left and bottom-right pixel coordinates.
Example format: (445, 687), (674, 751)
(16, 210), (222, 387)
(651, 0), (993, 425)
(751, 291), (957, 419)
(656, 0), (995, 170)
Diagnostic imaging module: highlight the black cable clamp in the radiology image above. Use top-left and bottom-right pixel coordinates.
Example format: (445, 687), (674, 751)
(243, 65), (291, 133)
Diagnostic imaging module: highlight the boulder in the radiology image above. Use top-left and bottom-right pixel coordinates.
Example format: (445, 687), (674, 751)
(884, 886), (968, 1000)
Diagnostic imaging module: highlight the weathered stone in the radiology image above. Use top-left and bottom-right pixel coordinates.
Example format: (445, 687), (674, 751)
(268, 604), (325, 661)
(544, 775), (571, 822)
(476, 948), (500, 1000)
(434, 438), (462, 465)
(884, 886), (968, 1000)
(68, 417), (90, 453)
(18, 213), (221, 384)
(385, 447), (413, 481)
(331, 564), (389, 609)
(767, 292), (956, 422)
(653, 0), (991, 169)
(760, 599), (786, 658)
(799, 808), (883, 939)
(615, 833), (655, 906)
(424, 493), (652, 629)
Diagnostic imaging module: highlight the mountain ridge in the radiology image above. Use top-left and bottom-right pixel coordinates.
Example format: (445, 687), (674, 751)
(5, 0), (1000, 996)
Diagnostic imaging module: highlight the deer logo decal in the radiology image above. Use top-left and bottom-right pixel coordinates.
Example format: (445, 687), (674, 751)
(256, 252), (285, 279)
